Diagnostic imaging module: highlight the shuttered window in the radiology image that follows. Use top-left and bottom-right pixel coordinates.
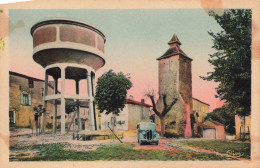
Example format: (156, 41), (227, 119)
(9, 111), (16, 124)
(28, 78), (34, 88)
(20, 92), (31, 106)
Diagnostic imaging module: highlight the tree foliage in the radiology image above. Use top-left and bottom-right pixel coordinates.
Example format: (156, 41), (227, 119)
(205, 106), (235, 134)
(95, 69), (132, 115)
(201, 9), (251, 117)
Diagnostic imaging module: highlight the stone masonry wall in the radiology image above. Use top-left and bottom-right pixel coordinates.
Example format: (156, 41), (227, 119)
(9, 74), (55, 128)
(156, 55), (192, 136)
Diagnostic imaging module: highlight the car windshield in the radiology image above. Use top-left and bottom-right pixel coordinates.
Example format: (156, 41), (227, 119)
(139, 123), (155, 130)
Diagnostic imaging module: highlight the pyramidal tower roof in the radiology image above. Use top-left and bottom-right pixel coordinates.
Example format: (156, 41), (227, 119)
(168, 34), (181, 45)
(157, 34), (192, 61)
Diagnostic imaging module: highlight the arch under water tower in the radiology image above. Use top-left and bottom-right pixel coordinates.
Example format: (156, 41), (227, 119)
(31, 18), (106, 134)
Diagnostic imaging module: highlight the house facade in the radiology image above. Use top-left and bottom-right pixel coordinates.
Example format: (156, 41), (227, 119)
(100, 98), (151, 131)
(195, 122), (216, 139)
(235, 115), (250, 139)
(191, 98), (225, 139)
(203, 120), (226, 140)
(9, 71), (55, 129)
(9, 71), (92, 132)
(192, 98), (210, 123)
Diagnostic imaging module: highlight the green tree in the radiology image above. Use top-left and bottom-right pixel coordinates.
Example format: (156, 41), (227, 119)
(95, 70), (132, 129)
(205, 106), (235, 134)
(201, 9), (252, 118)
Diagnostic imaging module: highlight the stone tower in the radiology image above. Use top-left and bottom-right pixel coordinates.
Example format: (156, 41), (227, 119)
(156, 34), (192, 137)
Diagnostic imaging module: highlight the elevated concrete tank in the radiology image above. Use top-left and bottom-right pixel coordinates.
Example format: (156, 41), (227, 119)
(31, 18), (106, 134)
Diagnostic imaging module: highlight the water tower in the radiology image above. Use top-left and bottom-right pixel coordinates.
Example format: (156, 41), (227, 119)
(31, 18), (106, 134)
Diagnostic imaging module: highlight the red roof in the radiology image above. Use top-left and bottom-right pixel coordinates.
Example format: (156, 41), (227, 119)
(196, 122), (215, 129)
(126, 99), (152, 107)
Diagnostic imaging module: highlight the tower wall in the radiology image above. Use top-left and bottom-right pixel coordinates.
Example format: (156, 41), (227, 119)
(156, 55), (192, 137)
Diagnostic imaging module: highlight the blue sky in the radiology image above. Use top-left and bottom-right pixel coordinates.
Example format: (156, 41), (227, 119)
(9, 9), (223, 110)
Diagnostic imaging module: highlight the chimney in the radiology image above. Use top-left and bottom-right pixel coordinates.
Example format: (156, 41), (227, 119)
(141, 99), (145, 104)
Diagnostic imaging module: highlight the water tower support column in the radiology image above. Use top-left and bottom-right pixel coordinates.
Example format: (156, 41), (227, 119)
(76, 79), (81, 132)
(92, 74), (97, 130)
(52, 78), (58, 133)
(87, 72), (94, 131)
(40, 72), (48, 133)
(60, 65), (66, 134)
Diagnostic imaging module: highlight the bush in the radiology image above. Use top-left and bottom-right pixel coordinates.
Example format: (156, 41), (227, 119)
(164, 132), (181, 138)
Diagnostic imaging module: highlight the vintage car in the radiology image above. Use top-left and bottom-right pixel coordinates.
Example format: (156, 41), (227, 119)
(137, 122), (160, 145)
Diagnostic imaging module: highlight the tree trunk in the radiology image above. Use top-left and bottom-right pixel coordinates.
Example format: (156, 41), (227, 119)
(111, 112), (116, 131)
(160, 117), (165, 136)
(111, 112), (116, 141)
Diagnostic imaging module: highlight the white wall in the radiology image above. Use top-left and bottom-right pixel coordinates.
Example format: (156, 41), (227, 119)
(203, 128), (216, 139)
(128, 104), (150, 130)
(100, 104), (129, 131)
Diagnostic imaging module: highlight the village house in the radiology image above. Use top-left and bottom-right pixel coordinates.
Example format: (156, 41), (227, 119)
(9, 71), (93, 132)
(9, 71), (55, 129)
(194, 122), (216, 139)
(192, 97), (226, 139)
(100, 96), (151, 131)
(194, 120), (226, 140)
(235, 115), (250, 139)
(192, 98), (210, 123)
(203, 120), (226, 139)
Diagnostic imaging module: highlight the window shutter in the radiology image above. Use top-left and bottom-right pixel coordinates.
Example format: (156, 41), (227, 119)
(28, 94), (32, 106)
(13, 111), (16, 123)
(20, 93), (24, 105)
